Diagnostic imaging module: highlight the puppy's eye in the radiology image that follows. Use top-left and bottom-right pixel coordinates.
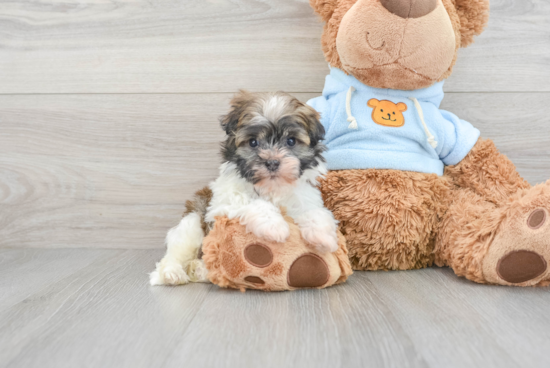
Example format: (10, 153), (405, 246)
(380, 109), (384, 112)
(393, 112), (395, 115)
(286, 137), (296, 147)
(249, 139), (258, 148)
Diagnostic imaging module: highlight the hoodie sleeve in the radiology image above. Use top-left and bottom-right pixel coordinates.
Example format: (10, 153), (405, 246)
(307, 96), (332, 131)
(437, 109), (480, 166)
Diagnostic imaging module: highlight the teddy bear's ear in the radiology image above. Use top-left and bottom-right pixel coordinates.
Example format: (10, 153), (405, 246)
(396, 102), (407, 112)
(454, 0), (490, 47)
(309, 0), (338, 22)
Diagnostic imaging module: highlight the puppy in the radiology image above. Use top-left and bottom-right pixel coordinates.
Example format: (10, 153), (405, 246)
(150, 91), (339, 285)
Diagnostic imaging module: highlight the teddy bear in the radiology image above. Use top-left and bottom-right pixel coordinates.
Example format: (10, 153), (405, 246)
(307, 0), (550, 286)
(202, 215), (352, 291)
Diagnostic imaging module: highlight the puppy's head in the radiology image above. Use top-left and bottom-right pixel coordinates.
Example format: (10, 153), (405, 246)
(219, 90), (325, 189)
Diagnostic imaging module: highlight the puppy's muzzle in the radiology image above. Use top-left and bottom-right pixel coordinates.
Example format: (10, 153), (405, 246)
(265, 160), (280, 172)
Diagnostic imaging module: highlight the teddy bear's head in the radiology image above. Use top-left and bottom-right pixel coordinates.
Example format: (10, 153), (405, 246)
(310, 0), (489, 90)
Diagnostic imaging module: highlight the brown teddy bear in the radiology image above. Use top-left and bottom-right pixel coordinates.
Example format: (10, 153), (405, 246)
(307, 0), (550, 286)
(202, 215), (352, 291)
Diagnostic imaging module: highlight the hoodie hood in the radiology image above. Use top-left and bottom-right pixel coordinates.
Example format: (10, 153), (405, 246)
(322, 67), (446, 107)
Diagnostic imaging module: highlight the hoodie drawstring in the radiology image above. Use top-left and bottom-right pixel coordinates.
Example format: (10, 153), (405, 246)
(346, 86), (358, 130)
(409, 97), (438, 149)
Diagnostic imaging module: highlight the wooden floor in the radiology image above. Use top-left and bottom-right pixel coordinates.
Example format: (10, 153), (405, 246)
(1, 248), (550, 368)
(2, 0), (550, 367)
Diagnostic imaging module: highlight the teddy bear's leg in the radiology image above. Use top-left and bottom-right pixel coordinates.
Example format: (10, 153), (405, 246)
(435, 184), (550, 286)
(445, 138), (531, 204)
(320, 169), (452, 271)
(437, 138), (550, 285)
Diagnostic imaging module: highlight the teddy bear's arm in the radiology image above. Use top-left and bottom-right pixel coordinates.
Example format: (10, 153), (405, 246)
(445, 138), (530, 205)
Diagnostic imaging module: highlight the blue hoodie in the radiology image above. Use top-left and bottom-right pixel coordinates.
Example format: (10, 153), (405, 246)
(307, 68), (480, 176)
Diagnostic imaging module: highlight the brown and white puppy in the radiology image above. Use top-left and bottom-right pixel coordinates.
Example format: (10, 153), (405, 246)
(150, 91), (338, 285)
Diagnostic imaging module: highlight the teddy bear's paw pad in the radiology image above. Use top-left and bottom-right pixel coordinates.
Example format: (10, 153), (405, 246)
(288, 253), (329, 288)
(497, 250), (548, 284)
(244, 276), (265, 285)
(244, 243), (273, 268)
(528, 209), (546, 229)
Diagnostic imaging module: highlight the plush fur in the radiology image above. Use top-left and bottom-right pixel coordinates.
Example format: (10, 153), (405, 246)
(320, 137), (550, 286)
(320, 166), (452, 270)
(150, 91), (342, 289)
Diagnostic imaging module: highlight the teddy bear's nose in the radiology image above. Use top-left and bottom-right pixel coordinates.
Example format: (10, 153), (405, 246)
(380, 0), (437, 19)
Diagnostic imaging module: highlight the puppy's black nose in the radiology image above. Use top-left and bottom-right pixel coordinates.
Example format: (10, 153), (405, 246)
(265, 160), (280, 172)
(387, 113), (392, 119)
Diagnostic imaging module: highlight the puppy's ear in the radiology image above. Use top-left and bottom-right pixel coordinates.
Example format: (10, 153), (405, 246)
(219, 90), (251, 135)
(309, 0), (338, 22)
(454, 0), (490, 47)
(297, 102), (325, 147)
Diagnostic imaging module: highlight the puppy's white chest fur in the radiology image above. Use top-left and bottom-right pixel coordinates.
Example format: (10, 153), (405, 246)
(206, 162), (326, 223)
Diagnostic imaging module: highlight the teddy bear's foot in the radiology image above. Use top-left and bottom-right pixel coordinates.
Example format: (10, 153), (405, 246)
(482, 183), (550, 286)
(236, 242), (331, 289)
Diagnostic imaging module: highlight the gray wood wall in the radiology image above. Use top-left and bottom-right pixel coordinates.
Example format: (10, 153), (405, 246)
(1, 0), (549, 249)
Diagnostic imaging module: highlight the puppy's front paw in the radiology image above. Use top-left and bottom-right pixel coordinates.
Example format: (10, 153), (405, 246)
(301, 226), (339, 253)
(150, 262), (190, 286)
(249, 214), (290, 243)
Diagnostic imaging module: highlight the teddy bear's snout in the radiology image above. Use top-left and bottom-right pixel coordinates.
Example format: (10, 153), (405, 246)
(380, 0), (438, 19)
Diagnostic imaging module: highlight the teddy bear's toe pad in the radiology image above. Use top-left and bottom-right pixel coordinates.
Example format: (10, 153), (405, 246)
(497, 250), (547, 284)
(244, 243), (273, 268)
(244, 276), (265, 284)
(528, 209), (546, 229)
(288, 253), (330, 288)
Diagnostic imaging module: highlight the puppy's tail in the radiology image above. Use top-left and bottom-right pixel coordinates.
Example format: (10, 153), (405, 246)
(181, 186), (214, 258)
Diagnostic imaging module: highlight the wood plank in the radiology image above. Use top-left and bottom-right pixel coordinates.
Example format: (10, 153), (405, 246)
(1, 92), (549, 249)
(0, 93), (227, 249)
(0, 248), (116, 310)
(1, 249), (550, 368)
(0, 249), (214, 368)
(0, 0), (548, 94)
(367, 268), (550, 367)
(166, 273), (427, 368)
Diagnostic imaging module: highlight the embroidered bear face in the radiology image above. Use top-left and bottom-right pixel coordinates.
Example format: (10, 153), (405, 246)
(367, 98), (407, 127)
